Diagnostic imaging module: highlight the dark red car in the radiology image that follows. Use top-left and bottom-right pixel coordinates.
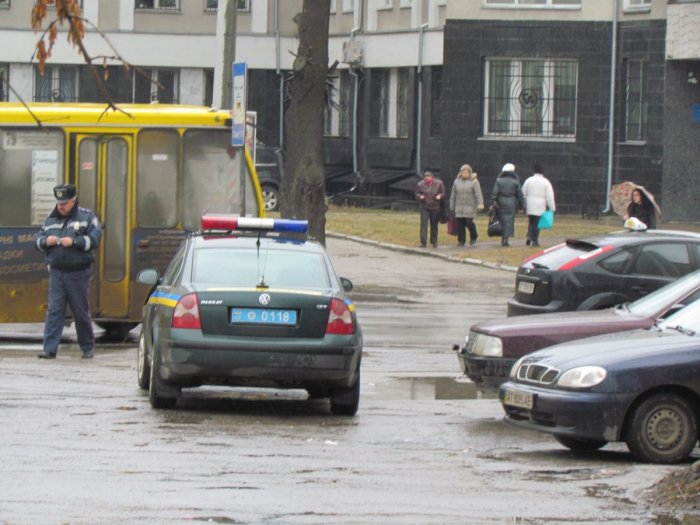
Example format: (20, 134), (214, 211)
(456, 270), (700, 389)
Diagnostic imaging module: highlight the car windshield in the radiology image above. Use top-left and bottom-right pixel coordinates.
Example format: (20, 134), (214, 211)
(193, 247), (331, 289)
(658, 296), (700, 334)
(627, 270), (700, 317)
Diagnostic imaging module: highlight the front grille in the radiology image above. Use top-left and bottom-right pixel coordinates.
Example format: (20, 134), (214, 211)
(515, 363), (560, 385)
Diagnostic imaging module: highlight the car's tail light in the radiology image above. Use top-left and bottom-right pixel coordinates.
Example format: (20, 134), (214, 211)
(172, 293), (201, 329)
(558, 244), (615, 271)
(326, 298), (354, 335)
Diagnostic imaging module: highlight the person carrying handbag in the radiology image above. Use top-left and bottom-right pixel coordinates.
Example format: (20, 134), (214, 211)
(490, 163), (524, 247)
(449, 164), (484, 246)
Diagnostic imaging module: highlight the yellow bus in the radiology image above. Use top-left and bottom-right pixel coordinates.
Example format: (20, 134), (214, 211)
(0, 103), (264, 337)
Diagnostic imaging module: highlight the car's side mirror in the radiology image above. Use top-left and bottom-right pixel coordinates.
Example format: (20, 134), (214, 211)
(137, 268), (161, 286)
(340, 277), (353, 293)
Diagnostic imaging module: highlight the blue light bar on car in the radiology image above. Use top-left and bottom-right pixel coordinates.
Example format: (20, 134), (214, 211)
(201, 214), (308, 233)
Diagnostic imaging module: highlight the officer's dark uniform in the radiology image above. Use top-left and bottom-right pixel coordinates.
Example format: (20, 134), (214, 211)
(35, 184), (102, 359)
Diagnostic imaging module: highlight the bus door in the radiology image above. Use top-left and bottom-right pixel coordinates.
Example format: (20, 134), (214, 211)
(75, 134), (132, 319)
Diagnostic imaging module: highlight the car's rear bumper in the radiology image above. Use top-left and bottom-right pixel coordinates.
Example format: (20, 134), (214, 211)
(158, 331), (362, 390)
(499, 381), (634, 442)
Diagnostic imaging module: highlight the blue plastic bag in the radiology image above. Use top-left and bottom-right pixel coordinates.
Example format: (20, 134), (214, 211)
(538, 210), (554, 230)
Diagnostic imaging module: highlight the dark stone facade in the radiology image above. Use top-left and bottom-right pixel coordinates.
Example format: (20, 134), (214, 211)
(441, 19), (666, 216)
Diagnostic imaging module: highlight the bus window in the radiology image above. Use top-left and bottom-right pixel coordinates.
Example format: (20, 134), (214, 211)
(182, 129), (258, 231)
(0, 129), (64, 226)
(136, 129), (178, 228)
(78, 138), (98, 211)
(104, 138), (128, 282)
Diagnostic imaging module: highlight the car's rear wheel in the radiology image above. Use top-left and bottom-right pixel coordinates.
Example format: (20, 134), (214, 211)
(137, 331), (150, 390)
(330, 372), (360, 416)
(262, 184), (280, 212)
(554, 434), (607, 452)
(625, 393), (698, 464)
(148, 345), (178, 409)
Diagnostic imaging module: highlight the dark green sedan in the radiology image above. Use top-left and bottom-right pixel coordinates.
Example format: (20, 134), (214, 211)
(136, 216), (363, 415)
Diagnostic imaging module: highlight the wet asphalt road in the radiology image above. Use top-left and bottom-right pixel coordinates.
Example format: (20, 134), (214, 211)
(0, 237), (695, 524)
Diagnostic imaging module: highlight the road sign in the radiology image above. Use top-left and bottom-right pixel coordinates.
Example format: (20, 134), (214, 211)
(232, 62), (247, 147)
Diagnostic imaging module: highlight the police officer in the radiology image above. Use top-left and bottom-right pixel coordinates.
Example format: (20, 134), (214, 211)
(35, 184), (102, 359)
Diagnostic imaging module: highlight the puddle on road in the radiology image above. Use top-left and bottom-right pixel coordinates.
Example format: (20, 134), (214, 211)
(368, 377), (497, 400)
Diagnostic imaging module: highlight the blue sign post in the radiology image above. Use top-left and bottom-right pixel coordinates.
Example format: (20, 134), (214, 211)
(231, 62), (247, 147)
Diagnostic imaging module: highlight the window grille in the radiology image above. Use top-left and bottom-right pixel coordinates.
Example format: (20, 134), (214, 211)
(484, 58), (577, 138)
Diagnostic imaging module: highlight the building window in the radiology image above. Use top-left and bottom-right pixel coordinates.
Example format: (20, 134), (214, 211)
(0, 65), (8, 102)
(400, 0), (412, 8)
(623, 59), (647, 142)
(34, 66), (79, 102)
(484, 58), (577, 138)
(136, 0), (179, 10)
(134, 69), (179, 104)
(342, 0), (354, 13)
(376, 0), (393, 9)
(624, 0), (651, 11)
(430, 67), (442, 137)
(484, 0), (580, 7)
(325, 71), (353, 137)
(370, 68), (409, 138)
(0, 0), (9, 8)
(202, 0), (249, 11)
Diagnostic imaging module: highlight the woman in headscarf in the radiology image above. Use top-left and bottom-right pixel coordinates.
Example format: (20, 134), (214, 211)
(490, 163), (524, 247)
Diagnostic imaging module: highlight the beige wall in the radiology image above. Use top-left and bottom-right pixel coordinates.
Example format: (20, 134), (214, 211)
(447, 0), (666, 22)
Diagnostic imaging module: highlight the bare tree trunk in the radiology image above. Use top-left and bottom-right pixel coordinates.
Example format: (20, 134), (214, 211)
(281, 1), (330, 245)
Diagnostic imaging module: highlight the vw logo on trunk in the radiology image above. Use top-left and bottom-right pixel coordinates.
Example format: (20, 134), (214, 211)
(258, 293), (271, 305)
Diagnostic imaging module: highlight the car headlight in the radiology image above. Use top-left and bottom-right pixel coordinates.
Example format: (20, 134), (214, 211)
(556, 366), (607, 388)
(471, 333), (503, 357)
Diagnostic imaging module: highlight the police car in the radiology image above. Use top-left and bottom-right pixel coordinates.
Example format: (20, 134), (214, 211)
(136, 215), (363, 415)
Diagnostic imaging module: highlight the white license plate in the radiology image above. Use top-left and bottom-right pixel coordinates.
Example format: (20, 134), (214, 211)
(518, 281), (535, 294)
(503, 389), (534, 410)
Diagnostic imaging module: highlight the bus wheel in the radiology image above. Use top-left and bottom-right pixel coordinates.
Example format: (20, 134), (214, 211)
(97, 321), (138, 340)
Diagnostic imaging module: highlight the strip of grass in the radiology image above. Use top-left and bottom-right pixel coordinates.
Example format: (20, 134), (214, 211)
(325, 206), (700, 268)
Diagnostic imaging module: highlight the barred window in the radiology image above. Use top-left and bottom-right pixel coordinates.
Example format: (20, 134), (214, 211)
(34, 66), (79, 102)
(623, 59), (647, 142)
(0, 64), (8, 102)
(324, 70), (353, 137)
(134, 69), (179, 104)
(136, 0), (178, 9)
(202, 0), (249, 11)
(484, 58), (577, 138)
(370, 68), (409, 138)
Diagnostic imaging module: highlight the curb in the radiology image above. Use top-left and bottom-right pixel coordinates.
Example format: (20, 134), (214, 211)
(327, 232), (518, 273)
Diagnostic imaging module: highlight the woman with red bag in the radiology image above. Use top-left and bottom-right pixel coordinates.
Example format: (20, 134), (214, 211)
(449, 164), (484, 246)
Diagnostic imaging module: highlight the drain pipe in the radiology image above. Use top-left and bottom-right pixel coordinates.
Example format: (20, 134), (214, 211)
(416, 23), (428, 175)
(603, 0), (619, 213)
(349, 27), (360, 177)
(275, 0), (284, 149)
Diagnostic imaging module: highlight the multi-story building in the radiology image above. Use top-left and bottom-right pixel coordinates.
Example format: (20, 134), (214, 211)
(1, 0), (698, 219)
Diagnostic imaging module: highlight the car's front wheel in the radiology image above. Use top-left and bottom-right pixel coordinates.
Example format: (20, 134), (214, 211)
(148, 345), (178, 409)
(330, 373), (360, 416)
(137, 331), (150, 390)
(554, 434), (607, 452)
(625, 393), (698, 464)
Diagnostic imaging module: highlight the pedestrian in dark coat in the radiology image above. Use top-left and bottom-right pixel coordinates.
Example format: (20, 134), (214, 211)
(624, 188), (657, 229)
(490, 163), (524, 247)
(415, 170), (446, 248)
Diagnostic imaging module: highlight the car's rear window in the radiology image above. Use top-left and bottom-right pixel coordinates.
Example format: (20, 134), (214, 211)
(192, 248), (331, 289)
(525, 240), (598, 269)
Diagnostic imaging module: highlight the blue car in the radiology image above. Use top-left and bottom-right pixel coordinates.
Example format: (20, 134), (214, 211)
(500, 298), (700, 463)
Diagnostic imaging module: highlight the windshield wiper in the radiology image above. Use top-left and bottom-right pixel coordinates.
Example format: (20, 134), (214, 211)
(668, 325), (696, 336)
